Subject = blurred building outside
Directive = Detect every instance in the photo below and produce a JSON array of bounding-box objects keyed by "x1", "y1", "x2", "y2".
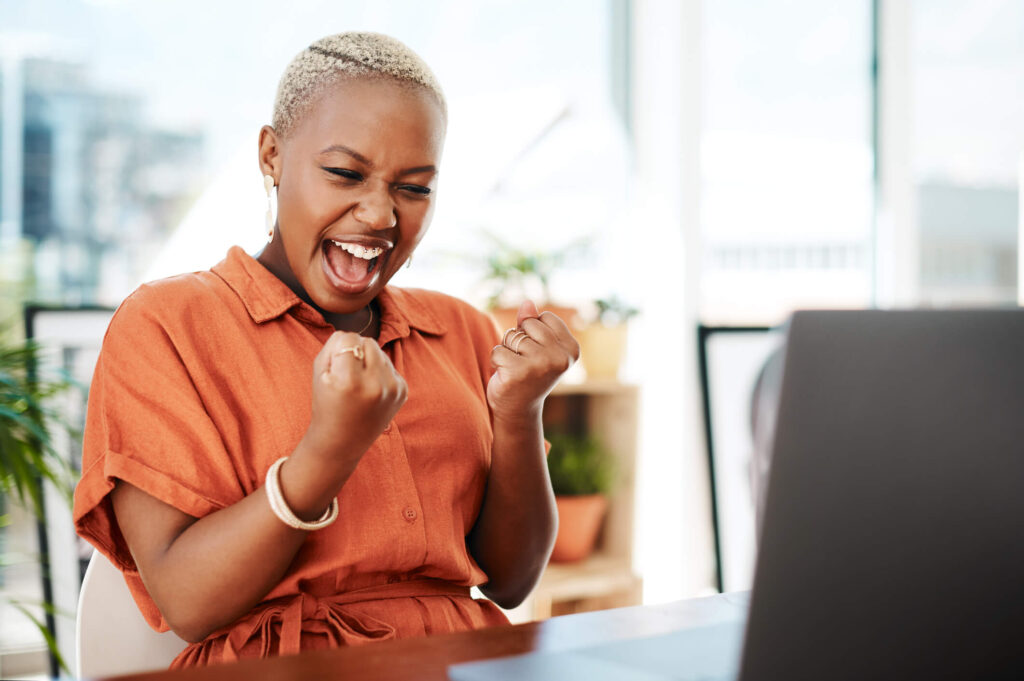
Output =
[{"x1": 0, "y1": 47, "x2": 205, "y2": 314}]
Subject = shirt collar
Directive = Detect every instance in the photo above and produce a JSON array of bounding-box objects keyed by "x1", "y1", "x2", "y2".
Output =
[{"x1": 211, "y1": 246, "x2": 446, "y2": 341}]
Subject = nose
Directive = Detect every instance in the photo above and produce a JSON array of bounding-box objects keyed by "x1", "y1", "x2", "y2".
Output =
[{"x1": 352, "y1": 183, "x2": 397, "y2": 230}]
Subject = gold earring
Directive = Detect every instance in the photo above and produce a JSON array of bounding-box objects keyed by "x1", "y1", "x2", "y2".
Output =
[{"x1": 264, "y1": 174, "x2": 276, "y2": 242}]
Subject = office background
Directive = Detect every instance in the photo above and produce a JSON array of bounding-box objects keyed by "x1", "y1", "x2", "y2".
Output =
[{"x1": 1, "y1": 0, "x2": 1021, "y2": 673}]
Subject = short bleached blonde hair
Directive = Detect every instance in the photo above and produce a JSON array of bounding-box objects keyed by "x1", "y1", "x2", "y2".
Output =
[{"x1": 272, "y1": 31, "x2": 446, "y2": 138}]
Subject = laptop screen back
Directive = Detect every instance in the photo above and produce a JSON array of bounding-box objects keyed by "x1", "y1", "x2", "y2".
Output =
[{"x1": 739, "y1": 310, "x2": 1024, "y2": 681}]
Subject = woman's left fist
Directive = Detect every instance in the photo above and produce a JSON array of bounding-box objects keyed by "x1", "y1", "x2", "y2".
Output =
[{"x1": 487, "y1": 300, "x2": 581, "y2": 423}]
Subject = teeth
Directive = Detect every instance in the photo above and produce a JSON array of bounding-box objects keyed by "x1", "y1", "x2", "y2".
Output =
[{"x1": 331, "y1": 240, "x2": 383, "y2": 260}]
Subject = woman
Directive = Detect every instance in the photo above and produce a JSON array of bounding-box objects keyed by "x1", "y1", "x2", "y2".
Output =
[{"x1": 73, "y1": 32, "x2": 576, "y2": 668}]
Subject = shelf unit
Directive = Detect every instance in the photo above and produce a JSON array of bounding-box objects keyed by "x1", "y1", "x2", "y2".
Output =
[{"x1": 506, "y1": 379, "x2": 642, "y2": 622}]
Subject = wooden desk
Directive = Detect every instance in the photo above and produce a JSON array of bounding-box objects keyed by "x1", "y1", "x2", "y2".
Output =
[{"x1": 101, "y1": 593, "x2": 749, "y2": 681}]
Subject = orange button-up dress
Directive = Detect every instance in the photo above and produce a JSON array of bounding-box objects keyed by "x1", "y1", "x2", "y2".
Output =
[{"x1": 72, "y1": 246, "x2": 510, "y2": 668}]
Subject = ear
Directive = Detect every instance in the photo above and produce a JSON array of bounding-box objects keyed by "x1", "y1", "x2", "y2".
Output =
[{"x1": 258, "y1": 125, "x2": 282, "y2": 181}]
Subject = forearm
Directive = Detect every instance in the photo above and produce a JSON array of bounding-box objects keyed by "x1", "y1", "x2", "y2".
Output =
[
  {"x1": 467, "y1": 408, "x2": 557, "y2": 609},
  {"x1": 114, "y1": 433, "x2": 358, "y2": 642},
  {"x1": 145, "y1": 486, "x2": 306, "y2": 641}
]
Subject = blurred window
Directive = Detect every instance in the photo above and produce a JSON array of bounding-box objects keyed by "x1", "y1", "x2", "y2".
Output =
[
  {"x1": 700, "y1": 0, "x2": 874, "y2": 325},
  {"x1": 912, "y1": 0, "x2": 1022, "y2": 306}
]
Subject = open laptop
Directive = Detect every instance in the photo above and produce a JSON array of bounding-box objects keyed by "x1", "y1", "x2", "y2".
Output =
[{"x1": 451, "y1": 309, "x2": 1024, "y2": 680}]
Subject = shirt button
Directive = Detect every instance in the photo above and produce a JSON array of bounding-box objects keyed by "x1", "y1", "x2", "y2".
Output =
[
  {"x1": 403, "y1": 507, "x2": 417, "y2": 522},
  {"x1": 383, "y1": 422, "x2": 392, "y2": 433}
]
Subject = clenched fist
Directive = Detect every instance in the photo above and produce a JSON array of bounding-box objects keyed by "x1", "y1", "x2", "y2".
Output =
[
  {"x1": 488, "y1": 300, "x2": 580, "y2": 424},
  {"x1": 306, "y1": 330, "x2": 407, "y2": 468}
]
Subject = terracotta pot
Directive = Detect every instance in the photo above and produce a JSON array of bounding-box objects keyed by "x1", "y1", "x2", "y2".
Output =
[
  {"x1": 550, "y1": 494, "x2": 609, "y2": 563},
  {"x1": 578, "y1": 323, "x2": 628, "y2": 380},
  {"x1": 489, "y1": 304, "x2": 581, "y2": 333}
]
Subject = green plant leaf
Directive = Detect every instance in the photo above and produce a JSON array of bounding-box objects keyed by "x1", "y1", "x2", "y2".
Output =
[
  {"x1": 8, "y1": 599, "x2": 70, "y2": 674},
  {"x1": 545, "y1": 430, "x2": 615, "y2": 496},
  {"x1": 0, "y1": 336, "x2": 79, "y2": 517}
]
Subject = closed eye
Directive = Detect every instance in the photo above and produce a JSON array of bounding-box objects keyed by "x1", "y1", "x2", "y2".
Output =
[
  {"x1": 323, "y1": 167, "x2": 363, "y2": 181},
  {"x1": 399, "y1": 184, "x2": 431, "y2": 196}
]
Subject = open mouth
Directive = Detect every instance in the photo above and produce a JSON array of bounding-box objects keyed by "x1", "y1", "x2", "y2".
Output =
[{"x1": 321, "y1": 236, "x2": 394, "y2": 293}]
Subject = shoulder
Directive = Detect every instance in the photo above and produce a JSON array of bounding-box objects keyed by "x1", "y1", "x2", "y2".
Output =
[
  {"x1": 390, "y1": 286, "x2": 497, "y2": 327},
  {"x1": 104, "y1": 270, "x2": 237, "y2": 347},
  {"x1": 387, "y1": 287, "x2": 499, "y2": 343},
  {"x1": 397, "y1": 287, "x2": 490, "y2": 322},
  {"x1": 386, "y1": 287, "x2": 499, "y2": 384}
]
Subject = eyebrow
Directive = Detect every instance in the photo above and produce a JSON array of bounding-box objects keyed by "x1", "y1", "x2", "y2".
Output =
[{"x1": 319, "y1": 144, "x2": 437, "y2": 177}]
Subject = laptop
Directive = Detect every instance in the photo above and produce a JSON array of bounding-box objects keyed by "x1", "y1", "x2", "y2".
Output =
[{"x1": 451, "y1": 309, "x2": 1024, "y2": 680}]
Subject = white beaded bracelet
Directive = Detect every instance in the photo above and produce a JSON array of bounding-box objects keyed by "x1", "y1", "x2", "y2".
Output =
[{"x1": 264, "y1": 457, "x2": 339, "y2": 531}]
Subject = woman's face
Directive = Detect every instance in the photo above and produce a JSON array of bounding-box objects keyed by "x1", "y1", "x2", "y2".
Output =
[{"x1": 259, "y1": 77, "x2": 445, "y2": 317}]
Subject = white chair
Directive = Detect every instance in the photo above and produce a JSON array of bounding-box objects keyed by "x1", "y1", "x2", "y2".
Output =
[{"x1": 76, "y1": 550, "x2": 189, "y2": 678}]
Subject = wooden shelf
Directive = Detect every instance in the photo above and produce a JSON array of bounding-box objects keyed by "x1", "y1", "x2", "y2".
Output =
[
  {"x1": 550, "y1": 378, "x2": 639, "y2": 396},
  {"x1": 505, "y1": 380, "x2": 642, "y2": 623},
  {"x1": 506, "y1": 554, "x2": 642, "y2": 623},
  {"x1": 538, "y1": 554, "x2": 640, "y2": 603}
]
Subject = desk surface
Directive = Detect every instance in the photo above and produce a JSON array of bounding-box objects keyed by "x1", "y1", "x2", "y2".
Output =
[{"x1": 102, "y1": 593, "x2": 749, "y2": 681}]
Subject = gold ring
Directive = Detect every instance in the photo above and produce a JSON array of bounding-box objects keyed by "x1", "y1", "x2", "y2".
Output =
[
  {"x1": 336, "y1": 345, "x2": 365, "y2": 363},
  {"x1": 511, "y1": 331, "x2": 530, "y2": 355},
  {"x1": 505, "y1": 330, "x2": 527, "y2": 354}
]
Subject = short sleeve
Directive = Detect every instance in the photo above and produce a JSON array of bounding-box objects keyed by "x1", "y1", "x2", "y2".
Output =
[{"x1": 73, "y1": 291, "x2": 245, "y2": 575}]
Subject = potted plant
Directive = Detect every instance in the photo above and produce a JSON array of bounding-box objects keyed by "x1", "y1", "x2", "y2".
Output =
[
  {"x1": 545, "y1": 430, "x2": 615, "y2": 563},
  {"x1": 578, "y1": 296, "x2": 638, "y2": 380},
  {"x1": 1, "y1": 331, "x2": 77, "y2": 672},
  {"x1": 475, "y1": 231, "x2": 587, "y2": 330}
]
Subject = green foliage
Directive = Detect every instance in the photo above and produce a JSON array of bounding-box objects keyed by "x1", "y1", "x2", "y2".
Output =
[
  {"x1": 477, "y1": 231, "x2": 591, "y2": 309},
  {"x1": 545, "y1": 430, "x2": 615, "y2": 496},
  {"x1": 0, "y1": 336, "x2": 78, "y2": 518},
  {"x1": 594, "y1": 296, "x2": 639, "y2": 326},
  {"x1": 0, "y1": 333, "x2": 78, "y2": 675},
  {"x1": 9, "y1": 598, "x2": 69, "y2": 673}
]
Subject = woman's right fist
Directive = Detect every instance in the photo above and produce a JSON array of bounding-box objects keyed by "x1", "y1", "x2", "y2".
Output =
[{"x1": 306, "y1": 331, "x2": 407, "y2": 468}]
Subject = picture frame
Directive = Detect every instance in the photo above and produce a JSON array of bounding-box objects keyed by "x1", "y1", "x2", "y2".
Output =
[
  {"x1": 697, "y1": 325, "x2": 785, "y2": 593},
  {"x1": 24, "y1": 305, "x2": 115, "y2": 675}
]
